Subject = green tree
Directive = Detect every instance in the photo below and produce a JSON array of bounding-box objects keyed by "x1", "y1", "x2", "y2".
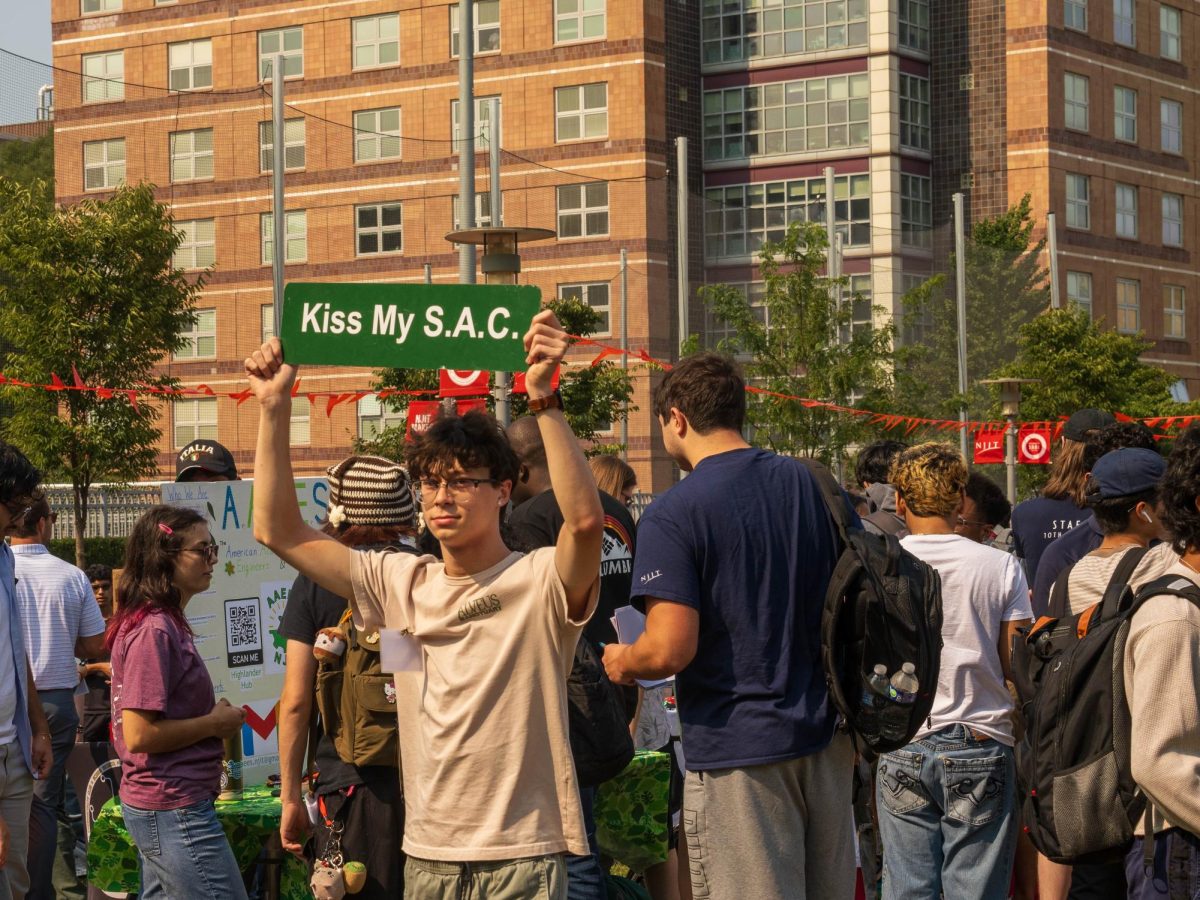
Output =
[
  {"x1": 699, "y1": 220, "x2": 896, "y2": 464},
  {"x1": 0, "y1": 179, "x2": 202, "y2": 566},
  {"x1": 0, "y1": 131, "x2": 54, "y2": 203}
]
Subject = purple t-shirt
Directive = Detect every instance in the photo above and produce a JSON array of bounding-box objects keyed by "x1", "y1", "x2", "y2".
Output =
[{"x1": 111, "y1": 611, "x2": 222, "y2": 810}]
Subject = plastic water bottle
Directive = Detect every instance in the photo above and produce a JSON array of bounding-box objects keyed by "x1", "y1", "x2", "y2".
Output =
[
  {"x1": 878, "y1": 663, "x2": 919, "y2": 744},
  {"x1": 888, "y1": 662, "x2": 919, "y2": 704},
  {"x1": 859, "y1": 664, "x2": 891, "y2": 740}
]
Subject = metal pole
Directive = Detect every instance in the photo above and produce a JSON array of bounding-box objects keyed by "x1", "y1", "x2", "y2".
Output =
[
  {"x1": 457, "y1": 0, "x2": 476, "y2": 284},
  {"x1": 488, "y1": 100, "x2": 511, "y2": 428},
  {"x1": 824, "y1": 166, "x2": 836, "y2": 298},
  {"x1": 1005, "y1": 412, "x2": 1017, "y2": 505},
  {"x1": 953, "y1": 192, "x2": 969, "y2": 462},
  {"x1": 424, "y1": 263, "x2": 432, "y2": 284},
  {"x1": 1047, "y1": 212, "x2": 1060, "y2": 309},
  {"x1": 676, "y1": 137, "x2": 688, "y2": 358},
  {"x1": 271, "y1": 54, "x2": 286, "y2": 336},
  {"x1": 620, "y1": 248, "x2": 629, "y2": 460}
]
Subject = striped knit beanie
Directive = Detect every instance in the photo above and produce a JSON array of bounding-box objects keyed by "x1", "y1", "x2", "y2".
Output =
[{"x1": 324, "y1": 456, "x2": 416, "y2": 528}]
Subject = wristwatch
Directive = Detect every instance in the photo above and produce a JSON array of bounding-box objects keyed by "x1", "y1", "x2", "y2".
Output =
[{"x1": 527, "y1": 390, "x2": 563, "y2": 414}]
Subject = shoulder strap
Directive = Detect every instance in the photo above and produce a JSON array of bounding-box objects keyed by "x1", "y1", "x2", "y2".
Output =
[
  {"x1": 796, "y1": 458, "x2": 855, "y2": 540},
  {"x1": 1132, "y1": 573, "x2": 1200, "y2": 610},
  {"x1": 1098, "y1": 546, "x2": 1151, "y2": 621}
]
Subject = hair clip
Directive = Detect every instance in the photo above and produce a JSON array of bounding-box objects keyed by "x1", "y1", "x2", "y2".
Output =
[{"x1": 157, "y1": 522, "x2": 174, "y2": 536}]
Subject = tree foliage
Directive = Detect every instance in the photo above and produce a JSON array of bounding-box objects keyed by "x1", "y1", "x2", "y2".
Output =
[
  {"x1": 0, "y1": 179, "x2": 202, "y2": 566},
  {"x1": 0, "y1": 131, "x2": 54, "y2": 204}
]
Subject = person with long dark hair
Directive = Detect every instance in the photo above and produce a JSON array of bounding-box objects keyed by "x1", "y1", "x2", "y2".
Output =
[{"x1": 107, "y1": 505, "x2": 247, "y2": 899}]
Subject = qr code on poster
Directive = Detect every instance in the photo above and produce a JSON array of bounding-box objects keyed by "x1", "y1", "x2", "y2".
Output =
[{"x1": 225, "y1": 598, "x2": 263, "y2": 667}]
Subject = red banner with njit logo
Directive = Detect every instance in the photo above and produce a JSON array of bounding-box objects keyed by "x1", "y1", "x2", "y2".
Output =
[
  {"x1": 439, "y1": 369, "x2": 490, "y2": 398},
  {"x1": 406, "y1": 398, "x2": 489, "y2": 441},
  {"x1": 1017, "y1": 425, "x2": 1053, "y2": 464},
  {"x1": 973, "y1": 430, "x2": 1005, "y2": 465}
]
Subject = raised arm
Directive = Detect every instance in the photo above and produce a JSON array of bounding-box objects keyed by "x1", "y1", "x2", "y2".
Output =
[{"x1": 245, "y1": 338, "x2": 353, "y2": 599}]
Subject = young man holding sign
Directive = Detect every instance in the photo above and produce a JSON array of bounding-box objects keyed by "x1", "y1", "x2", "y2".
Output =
[{"x1": 246, "y1": 310, "x2": 603, "y2": 900}]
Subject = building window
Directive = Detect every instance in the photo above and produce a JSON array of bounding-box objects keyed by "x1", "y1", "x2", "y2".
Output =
[
  {"x1": 357, "y1": 395, "x2": 406, "y2": 441},
  {"x1": 352, "y1": 13, "x2": 400, "y2": 69},
  {"x1": 557, "y1": 183, "x2": 609, "y2": 238},
  {"x1": 259, "y1": 119, "x2": 306, "y2": 172},
  {"x1": 453, "y1": 192, "x2": 501, "y2": 228},
  {"x1": 838, "y1": 274, "x2": 874, "y2": 343},
  {"x1": 261, "y1": 304, "x2": 276, "y2": 340},
  {"x1": 901, "y1": 174, "x2": 932, "y2": 249},
  {"x1": 174, "y1": 399, "x2": 218, "y2": 448},
  {"x1": 704, "y1": 173, "x2": 871, "y2": 258},
  {"x1": 1066, "y1": 271, "x2": 1092, "y2": 317},
  {"x1": 703, "y1": 74, "x2": 870, "y2": 162},
  {"x1": 356, "y1": 203, "x2": 403, "y2": 256},
  {"x1": 1065, "y1": 173, "x2": 1090, "y2": 229},
  {"x1": 555, "y1": 0, "x2": 605, "y2": 43},
  {"x1": 899, "y1": 74, "x2": 930, "y2": 151},
  {"x1": 83, "y1": 51, "x2": 124, "y2": 103},
  {"x1": 702, "y1": 0, "x2": 871, "y2": 65},
  {"x1": 1064, "y1": 0, "x2": 1088, "y2": 30},
  {"x1": 451, "y1": 0, "x2": 501, "y2": 56},
  {"x1": 1115, "y1": 183, "x2": 1138, "y2": 238},
  {"x1": 558, "y1": 282, "x2": 611, "y2": 335},
  {"x1": 175, "y1": 308, "x2": 216, "y2": 359},
  {"x1": 1162, "y1": 192, "x2": 1183, "y2": 246},
  {"x1": 1161, "y1": 98, "x2": 1182, "y2": 153},
  {"x1": 83, "y1": 138, "x2": 125, "y2": 191},
  {"x1": 173, "y1": 219, "x2": 215, "y2": 271},
  {"x1": 1164, "y1": 284, "x2": 1185, "y2": 339},
  {"x1": 258, "y1": 27, "x2": 303, "y2": 81},
  {"x1": 1114, "y1": 0, "x2": 1135, "y2": 45},
  {"x1": 170, "y1": 128, "x2": 214, "y2": 182},
  {"x1": 261, "y1": 211, "x2": 307, "y2": 264},
  {"x1": 1114, "y1": 86, "x2": 1137, "y2": 142},
  {"x1": 289, "y1": 404, "x2": 311, "y2": 446},
  {"x1": 353, "y1": 108, "x2": 402, "y2": 162},
  {"x1": 556, "y1": 84, "x2": 608, "y2": 141},
  {"x1": 1159, "y1": 5, "x2": 1181, "y2": 59},
  {"x1": 1064, "y1": 73, "x2": 1089, "y2": 131},
  {"x1": 898, "y1": 0, "x2": 930, "y2": 52},
  {"x1": 704, "y1": 282, "x2": 767, "y2": 350},
  {"x1": 1116, "y1": 278, "x2": 1140, "y2": 332},
  {"x1": 82, "y1": 0, "x2": 120, "y2": 12},
  {"x1": 452, "y1": 96, "x2": 501, "y2": 150},
  {"x1": 168, "y1": 40, "x2": 212, "y2": 92}
]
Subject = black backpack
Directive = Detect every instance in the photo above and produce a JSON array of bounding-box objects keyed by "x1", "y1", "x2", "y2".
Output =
[
  {"x1": 568, "y1": 635, "x2": 635, "y2": 788},
  {"x1": 1012, "y1": 556, "x2": 1200, "y2": 864},
  {"x1": 799, "y1": 460, "x2": 944, "y2": 754}
]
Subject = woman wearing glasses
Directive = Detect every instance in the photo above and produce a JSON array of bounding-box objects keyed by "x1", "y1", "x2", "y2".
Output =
[{"x1": 106, "y1": 506, "x2": 248, "y2": 899}]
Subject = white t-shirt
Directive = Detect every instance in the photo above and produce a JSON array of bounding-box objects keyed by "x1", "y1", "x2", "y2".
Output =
[{"x1": 901, "y1": 533, "x2": 1033, "y2": 745}]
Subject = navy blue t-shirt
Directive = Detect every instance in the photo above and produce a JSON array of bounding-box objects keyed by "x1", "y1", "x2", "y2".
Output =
[
  {"x1": 630, "y1": 448, "x2": 843, "y2": 771},
  {"x1": 1010, "y1": 495, "x2": 1089, "y2": 585},
  {"x1": 1030, "y1": 516, "x2": 1103, "y2": 617}
]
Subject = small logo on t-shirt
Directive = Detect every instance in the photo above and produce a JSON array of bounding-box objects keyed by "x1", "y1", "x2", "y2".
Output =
[
  {"x1": 458, "y1": 592, "x2": 503, "y2": 623},
  {"x1": 640, "y1": 569, "x2": 662, "y2": 585}
]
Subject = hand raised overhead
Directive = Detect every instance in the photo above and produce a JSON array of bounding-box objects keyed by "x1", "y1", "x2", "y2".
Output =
[{"x1": 244, "y1": 338, "x2": 297, "y2": 406}]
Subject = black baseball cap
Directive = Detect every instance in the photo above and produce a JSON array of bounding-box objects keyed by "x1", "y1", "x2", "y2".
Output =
[
  {"x1": 1063, "y1": 408, "x2": 1116, "y2": 442},
  {"x1": 176, "y1": 440, "x2": 239, "y2": 481},
  {"x1": 1088, "y1": 448, "x2": 1165, "y2": 499}
]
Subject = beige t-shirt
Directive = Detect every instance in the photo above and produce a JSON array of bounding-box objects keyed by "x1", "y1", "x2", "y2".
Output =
[
  {"x1": 1062, "y1": 542, "x2": 1180, "y2": 615},
  {"x1": 350, "y1": 546, "x2": 597, "y2": 862}
]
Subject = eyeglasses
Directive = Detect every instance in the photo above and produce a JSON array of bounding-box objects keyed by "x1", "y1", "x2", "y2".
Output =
[
  {"x1": 2, "y1": 498, "x2": 34, "y2": 523},
  {"x1": 956, "y1": 516, "x2": 997, "y2": 541},
  {"x1": 171, "y1": 543, "x2": 220, "y2": 563},
  {"x1": 416, "y1": 477, "x2": 498, "y2": 504}
]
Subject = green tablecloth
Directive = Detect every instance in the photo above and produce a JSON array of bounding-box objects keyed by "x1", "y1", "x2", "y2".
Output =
[{"x1": 87, "y1": 784, "x2": 308, "y2": 899}]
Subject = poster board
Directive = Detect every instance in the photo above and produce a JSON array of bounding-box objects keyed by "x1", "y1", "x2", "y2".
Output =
[{"x1": 161, "y1": 478, "x2": 329, "y2": 785}]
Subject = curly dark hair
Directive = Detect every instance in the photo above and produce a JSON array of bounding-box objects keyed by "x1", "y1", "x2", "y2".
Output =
[
  {"x1": 406, "y1": 410, "x2": 519, "y2": 487},
  {"x1": 0, "y1": 440, "x2": 42, "y2": 510},
  {"x1": 652, "y1": 352, "x2": 746, "y2": 434},
  {"x1": 855, "y1": 440, "x2": 908, "y2": 487},
  {"x1": 85, "y1": 564, "x2": 113, "y2": 583},
  {"x1": 1159, "y1": 423, "x2": 1200, "y2": 555}
]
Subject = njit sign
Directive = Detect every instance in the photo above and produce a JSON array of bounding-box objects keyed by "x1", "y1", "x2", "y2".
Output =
[
  {"x1": 1017, "y1": 426, "x2": 1052, "y2": 465},
  {"x1": 439, "y1": 369, "x2": 490, "y2": 398}
]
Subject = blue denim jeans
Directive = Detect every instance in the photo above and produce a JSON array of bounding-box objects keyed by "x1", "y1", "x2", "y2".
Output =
[
  {"x1": 876, "y1": 724, "x2": 1017, "y2": 900},
  {"x1": 565, "y1": 785, "x2": 606, "y2": 900},
  {"x1": 122, "y1": 798, "x2": 249, "y2": 900}
]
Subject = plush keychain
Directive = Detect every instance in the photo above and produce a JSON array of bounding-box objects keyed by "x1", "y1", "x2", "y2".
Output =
[
  {"x1": 310, "y1": 859, "x2": 345, "y2": 899},
  {"x1": 342, "y1": 861, "x2": 367, "y2": 894},
  {"x1": 313, "y1": 627, "x2": 347, "y2": 663}
]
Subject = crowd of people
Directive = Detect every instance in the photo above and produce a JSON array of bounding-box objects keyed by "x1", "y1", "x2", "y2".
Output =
[{"x1": 0, "y1": 309, "x2": 1197, "y2": 900}]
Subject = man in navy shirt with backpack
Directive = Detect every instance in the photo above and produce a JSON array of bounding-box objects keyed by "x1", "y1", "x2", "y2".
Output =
[{"x1": 603, "y1": 352, "x2": 854, "y2": 899}]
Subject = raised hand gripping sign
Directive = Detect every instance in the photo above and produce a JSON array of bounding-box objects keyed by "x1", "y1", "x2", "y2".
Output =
[{"x1": 280, "y1": 282, "x2": 541, "y2": 371}]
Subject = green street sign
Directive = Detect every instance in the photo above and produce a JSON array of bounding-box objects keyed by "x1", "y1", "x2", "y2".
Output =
[{"x1": 279, "y1": 282, "x2": 541, "y2": 370}]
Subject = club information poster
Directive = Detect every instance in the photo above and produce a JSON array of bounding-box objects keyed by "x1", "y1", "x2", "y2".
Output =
[{"x1": 161, "y1": 478, "x2": 329, "y2": 784}]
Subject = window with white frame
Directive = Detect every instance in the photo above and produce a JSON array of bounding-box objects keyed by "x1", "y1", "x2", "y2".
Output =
[
  {"x1": 453, "y1": 192, "x2": 501, "y2": 228},
  {"x1": 1116, "y1": 278, "x2": 1140, "y2": 332},
  {"x1": 1164, "y1": 284, "x2": 1185, "y2": 339},
  {"x1": 174, "y1": 398, "x2": 217, "y2": 448},
  {"x1": 558, "y1": 282, "x2": 611, "y2": 335},
  {"x1": 1114, "y1": 0, "x2": 1135, "y2": 45},
  {"x1": 173, "y1": 219, "x2": 215, "y2": 270},
  {"x1": 261, "y1": 211, "x2": 307, "y2": 264},
  {"x1": 1160, "y1": 98, "x2": 1182, "y2": 153},
  {"x1": 83, "y1": 51, "x2": 124, "y2": 103},
  {"x1": 352, "y1": 13, "x2": 400, "y2": 69},
  {"x1": 556, "y1": 83, "x2": 608, "y2": 141},
  {"x1": 1114, "y1": 86, "x2": 1137, "y2": 142},
  {"x1": 168, "y1": 40, "x2": 212, "y2": 92},
  {"x1": 557, "y1": 183, "x2": 609, "y2": 238},
  {"x1": 555, "y1": 0, "x2": 605, "y2": 43},
  {"x1": 261, "y1": 304, "x2": 276, "y2": 341},
  {"x1": 175, "y1": 308, "x2": 216, "y2": 359},
  {"x1": 1115, "y1": 183, "x2": 1138, "y2": 238},
  {"x1": 82, "y1": 0, "x2": 120, "y2": 12},
  {"x1": 357, "y1": 395, "x2": 407, "y2": 441},
  {"x1": 898, "y1": 0, "x2": 930, "y2": 51},
  {"x1": 1162, "y1": 192, "x2": 1183, "y2": 246},
  {"x1": 289, "y1": 402, "x2": 311, "y2": 446},
  {"x1": 356, "y1": 203, "x2": 403, "y2": 256},
  {"x1": 452, "y1": 96, "x2": 501, "y2": 150},
  {"x1": 170, "y1": 128, "x2": 214, "y2": 182},
  {"x1": 1159, "y1": 5, "x2": 1181, "y2": 59},
  {"x1": 704, "y1": 282, "x2": 767, "y2": 351},
  {"x1": 901, "y1": 174, "x2": 932, "y2": 249},
  {"x1": 1066, "y1": 271, "x2": 1092, "y2": 317},
  {"x1": 703, "y1": 74, "x2": 870, "y2": 162},
  {"x1": 701, "y1": 0, "x2": 871, "y2": 64},
  {"x1": 451, "y1": 0, "x2": 500, "y2": 56},
  {"x1": 1064, "y1": 0, "x2": 1088, "y2": 30},
  {"x1": 1064, "y1": 73, "x2": 1089, "y2": 131},
  {"x1": 899, "y1": 74, "x2": 930, "y2": 151},
  {"x1": 259, "y1": 119, "x2": 306, "y2": 172},
  {"x1": 705, "y1": 173, "x2": 872, "y2": 258},
  {"x1": 259, "y1": 27, "x2": 303, "y2": 81},
  {"x1": 838, "y1": 274, "x2": 874, "y2": 343},
  {"x1": 1065, "y1": 173, "x2": 1090, "y2": 229},
  {"x1": 83, "y1": 138, "x2": 125, "y2": 190},
  {"x1": 354, "y1": 108, "x2": 401, "y2": 162},
  {"x1": 899, "y1": 272, "x2": 934, "y2": 345}
]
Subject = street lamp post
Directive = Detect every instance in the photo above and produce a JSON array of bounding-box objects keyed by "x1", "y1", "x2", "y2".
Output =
[{"x1": 980, "y1": 378, "x2": 1040, "y2": 505}]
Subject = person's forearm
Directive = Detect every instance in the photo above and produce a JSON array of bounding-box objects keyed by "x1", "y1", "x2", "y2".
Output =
[
  {"x1": 27, "y1": 661, "x2": 48, "y2": 734},
  {"x1": 252, "y1": 396, "x2": 305, "y2": 550},
  {"x1": 124, "y1": 713, "x2": 217, "y2": 755},
  {"x1": 278, "y1": 689, "x2": 313, "y2": 801},
  {"x1": 616, "y1": 633, "x2": 679, "y2": 681},
  {"x1": 537, "y1": 407, "x2": 602, "y2": 535}
]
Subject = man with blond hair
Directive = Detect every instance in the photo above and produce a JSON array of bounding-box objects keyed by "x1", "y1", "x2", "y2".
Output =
[{"x1": 875, "y1": 443, "x2": 1032, "y2": 900}]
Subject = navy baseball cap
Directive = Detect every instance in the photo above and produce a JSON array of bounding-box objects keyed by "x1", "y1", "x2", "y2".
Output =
[{"x1": 1088, "y1": 448, "x2": 1165, "y2": 499}]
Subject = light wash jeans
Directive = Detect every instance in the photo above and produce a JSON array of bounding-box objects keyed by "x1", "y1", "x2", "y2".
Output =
[
  {"x1": 876, "y1": 724, "x2": 1017, "y2": 900},
  {"x1": 122, "y1": 798, "x2": 249, "y2": 900},
  {"x1": 565, "y1": 786, "x2": 606, "y2": 900}
]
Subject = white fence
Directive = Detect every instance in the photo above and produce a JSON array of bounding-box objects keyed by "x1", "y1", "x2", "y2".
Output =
[{"x1": 44, "y1": 484, "x2": 162, "y2": 539}]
